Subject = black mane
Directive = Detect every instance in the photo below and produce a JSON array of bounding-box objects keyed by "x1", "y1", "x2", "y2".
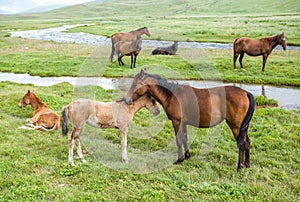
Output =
[{"x1": 145, "y1": 73, "x2": 179, "y2": 98}]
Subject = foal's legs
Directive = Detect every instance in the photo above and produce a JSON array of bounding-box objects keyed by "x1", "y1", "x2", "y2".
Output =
[
  {"x1": 68, "y1": 127, "x2": 84, "y2": 166},
  {"x1": 120, "y1": 126, "x2": 129, "y2": 163},
  {"x1": 75, "y1": 137, "x2": 86, "y2": 164}
]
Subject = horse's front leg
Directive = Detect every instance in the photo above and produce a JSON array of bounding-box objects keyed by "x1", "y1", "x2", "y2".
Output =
[
  {"x1": 262, "y1": 53, "x2": 268, "y2": 72},
  {"x1": 245, "y1": 134, "x2": 251, "y2": 168},
  {"x1": 182, "y1": 124, "x2": 190, "y2": 159},
  {"x1": 120, "y1": 127, "x2": 129, "y2": 163},
  {"x1": 172, "y1": 120, "x2": 185, "y2": 164}
]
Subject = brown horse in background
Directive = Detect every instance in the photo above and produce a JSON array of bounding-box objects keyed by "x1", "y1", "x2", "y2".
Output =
[
  {"x1": 18, "y1": 90, "x2": 60, "y2": 131},
  {"x1": 115, "y1": 36, "x2": 142, "y2": 68},
  {"x1": 125, "y1": 69, "x2": 255, "y2": 171},
  {"x1": 233, "y1": 32, "x2": 287, "y2": 71},
  {"x1": 62, "y1": 95, "x2": 160, "y2": 166},
  {"x1": 110, "y1": 27, "x2": 150, "y2": 62}
]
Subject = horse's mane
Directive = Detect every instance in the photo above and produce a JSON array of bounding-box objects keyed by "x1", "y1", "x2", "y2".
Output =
[
  {"x1": 31, "y1": 92, "x2": 47, "y2": 107},
  {"x1": 145, "y1": 73, "x2": 179, "y2": 98}
]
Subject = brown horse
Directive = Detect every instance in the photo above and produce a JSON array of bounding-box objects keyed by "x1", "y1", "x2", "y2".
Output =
[
  {"x1": 115, "y1": 36, "x2": 142, "y2": 68},
  {"x1": 152, "y1": 41, "x2": 178, "y2": 55},
  {"x1": 18, "y1": 90, "x2": 60, "y2": 131},
  {"x1": 62, "y1": 94, "x2": 160, "y2": 166},
  {"x1": 110, "y1": 27, "x2": 150, "y2": 62},
  {"x1": 125, "y1": 69, "x2": 255, "y2": 171},
  {"x1": 233, "y1": 32, "x2": 287, "y2": 71}
]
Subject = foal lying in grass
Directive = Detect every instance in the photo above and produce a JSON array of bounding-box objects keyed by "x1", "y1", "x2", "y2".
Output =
[{"x1": 62, "y1": 95, "x2": 160, "y2": 166}]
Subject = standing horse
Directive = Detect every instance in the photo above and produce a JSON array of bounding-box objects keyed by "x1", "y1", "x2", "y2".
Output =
[
  {"x1": 62, "y1": 95, "x2": 160, "y2": 166},
  {"x1": 110, "y1": 27, "x2": 151, "y2": 62},
  {"x1": 233, "y1": 32, "x2": 287, "y2": 71},
  {"x1": 152, "y1": 41, "x2": 178, "y2": 55},
  {"x1": 115, "y1": 36, "x2": 142, "y2": 68},
  {"x1": 125, "y1": 69, "x2": 255, "y2": 171},
  {"x1": 18, "y1": 90, "x2": 60, "y2": 131}
]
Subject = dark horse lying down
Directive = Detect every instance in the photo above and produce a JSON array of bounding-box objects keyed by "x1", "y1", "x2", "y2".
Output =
[
  {"x1": 233, "y1": 32, "x2": 287, "y2": 71},
  {"x1": 125, "y1": 69, "x2": 255, "y2": 171},
  {"x1": 152, "y1": 41, "x2": 178, "y2": 55}
]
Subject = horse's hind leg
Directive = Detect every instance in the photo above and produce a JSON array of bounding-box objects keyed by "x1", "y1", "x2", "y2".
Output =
[
  {"x1": 68, "y1": 136, "x2": 75, "y2": 166},
  {"x1": 233, "y1": 52, "x2": 239, "y2": 70},
  {"x1": 245, "y1": 134, "x2": 251, "y2": 168},
  {"x1": 239, "y1": 51, "x2": 245, "y2": 69},
  {"x1": 75, "y1": 137, "x2": 86, "y2": 164}
]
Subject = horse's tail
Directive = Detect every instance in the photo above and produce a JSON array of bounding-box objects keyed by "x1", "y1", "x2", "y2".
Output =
[
  {"x1": 237, "y1": 92, "x2": 255, "y2": 147},
  {"x1": 62, "y1": 106, "x2": 69, "y2": 136},
  {"x1": 110, "y1": 38, "x2": 115, "y2": 62}
]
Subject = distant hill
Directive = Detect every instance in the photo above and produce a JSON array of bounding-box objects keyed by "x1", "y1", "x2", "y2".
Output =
[
  {"x1": 20, "y1": 4, "x2": 70, "y2": 14},
  {"x1": 0, "y1": 0, "x2": 37, "y2": 14}
]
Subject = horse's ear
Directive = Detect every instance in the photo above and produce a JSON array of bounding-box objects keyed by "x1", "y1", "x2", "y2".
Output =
[{"x1": 27, "y1": 90, "x2": 31, "y2": 94}]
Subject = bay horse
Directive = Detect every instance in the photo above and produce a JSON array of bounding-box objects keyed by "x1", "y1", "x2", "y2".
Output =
[
  {"x1": 110, "y1": 27, "x2": 151, "y2": 62},
  {"x1": 233, "y1": 32, "x2": 287, "y2": 71},
  {"x1": 114, "y1": 36, "x2": 142, "y2": 68},
  {"x1": 125, "y1": 69, "x2": 255, "y2": 171},
  {"x1": 18, "y1": 90, "x2": 60, "y2": 131},
  {"x1": 62, "y1": 94, "x2": 160, "y2": 166},
  {"x1": 152, "y1": 41, "x2": 178, "y2": 55}
]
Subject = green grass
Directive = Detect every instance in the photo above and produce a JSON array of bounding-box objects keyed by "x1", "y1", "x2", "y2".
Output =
[
  {"x1": 0, "y1": 0, "x2": 299, "y2": 200},
  {"x1": 0, "y1": 82, "x2": 299, "y2": 201}
]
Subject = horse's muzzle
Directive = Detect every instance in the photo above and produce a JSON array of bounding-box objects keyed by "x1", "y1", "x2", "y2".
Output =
[
  {"x1": 18, "y1": 103, "x2": 23, "y2": 109},
  {"x1": 125, "y1": 99, "x2": 132, "y2": 105}
]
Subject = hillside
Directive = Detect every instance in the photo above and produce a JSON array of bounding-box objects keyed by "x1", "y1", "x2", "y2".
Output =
[{"x1": 0, "y1": 0, "x2": 299, "y2": 44}]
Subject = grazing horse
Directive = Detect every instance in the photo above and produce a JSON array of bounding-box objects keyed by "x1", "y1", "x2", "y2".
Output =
[
  {"x1": 110, "y1": 27, "x2": 151, "y2": 62},
  {"x1": 152, "y1": 41, "x2": 178, "y2": 55},
  {"x1": 125, "y1": 69, "x2": 255, "y2": 171},
  {"x1": 18, "y1": 90, "x2": 60, "y2": 131},
  {"x1": 62, "y1": 95, "x2": 160, "y2": 166},
  {"x1": 115, "y1": 36, "x2": 142, "y2": 68},
  {"x1": 233, "y1": 32, "x2": 287, "y2": 71}
]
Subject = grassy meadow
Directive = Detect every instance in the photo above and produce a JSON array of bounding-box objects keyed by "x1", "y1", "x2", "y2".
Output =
[{"x1": 0, "y1": 0, "x2": 299, "y2": 201}]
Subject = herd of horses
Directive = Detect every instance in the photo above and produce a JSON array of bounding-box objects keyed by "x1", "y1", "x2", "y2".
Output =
[{"x1": 18, "y1": 27, "x2": 288, "y2": 171}]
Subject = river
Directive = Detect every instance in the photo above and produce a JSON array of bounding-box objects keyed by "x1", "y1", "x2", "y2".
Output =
[{"x1": 0, "y1": 72, "x2": 299, "y2": 109}]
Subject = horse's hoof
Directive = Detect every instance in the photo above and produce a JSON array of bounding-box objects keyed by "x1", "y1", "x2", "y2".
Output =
[
  {"x1": 69, "y1": 162, "x2": 75, "y2": 166},
  {"x1": 174, "y1": 158, "x2": 184, "y2": 165},
  {"x1": 81, "y1": 159, "x2": 87, "y2": 164},
  {"x1": 184, "y1": 150, "x2": 191, "y2": 159}
]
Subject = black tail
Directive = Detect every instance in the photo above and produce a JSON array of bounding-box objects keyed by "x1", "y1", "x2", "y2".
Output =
[
  {"x1": 110, "y1": 39, "x2": 115, "y2": 62},
  {"x1": 62, "y1": 107, "x2": 69, "y2": 136},
  {"x1": 237, "y1": 92, "x2": 255, "y2": 147}
]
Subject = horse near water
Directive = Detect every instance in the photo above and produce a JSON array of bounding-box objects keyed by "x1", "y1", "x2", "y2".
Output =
[
  {"x1": 152, "y1": 41, "x2": 178, "y2": 55},
  {"x1": 125, "y1": 69, "x2": 255, "y2": 171},
  {"x1": 18, "y1": 90, "x2": 60, "y2": 131},
  {"x1": 110, "y1": 27, "x2": 151, "y2": 62},
  {"x1": 114, "y1": 36, "x2": 142, "y2": 68},
  {"x1": 62, "y1": 95, "x2": 160, "y2": 166},
  {"x1": 233, "y1": 32, "x2": 287, "y2": 72}
]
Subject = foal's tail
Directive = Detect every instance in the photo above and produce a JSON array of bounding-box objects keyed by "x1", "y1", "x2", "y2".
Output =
[
  {"x1": 237, "y1": 92, "x2": 255, "y2": 147},
  {"x1": 62, "y1": 106, "x2": 69, "y2": 136}
]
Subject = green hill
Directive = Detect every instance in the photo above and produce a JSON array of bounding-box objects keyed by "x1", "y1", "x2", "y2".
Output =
[{"x1": 1, "y1": 0, "x2": 299, "y2": 43}]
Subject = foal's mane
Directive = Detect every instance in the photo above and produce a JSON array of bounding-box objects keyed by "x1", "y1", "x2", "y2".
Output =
[
  {"x1": 30, "y1": 92, "x2": 48, "y2": 107},
  {"x1": 145, "y1": 73, "x2": 179, "y2": 98}
]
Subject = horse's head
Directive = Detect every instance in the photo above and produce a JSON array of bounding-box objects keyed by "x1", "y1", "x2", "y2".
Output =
[
  {"x1": 143, "y1": 27, "x2": 151, "y2": 37},
  {"x1": 141, "y1": 95, "x2": 160, "y2": 116},
  {"x1": 125, "y1": 69, "x2": 149, "y2": 105},
  {"x1": 19, "y1": 90, "x2": 33, "y2": 109},
  {"x1": 279, "y1": 32, "x2": 287, "y2": 50}
]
